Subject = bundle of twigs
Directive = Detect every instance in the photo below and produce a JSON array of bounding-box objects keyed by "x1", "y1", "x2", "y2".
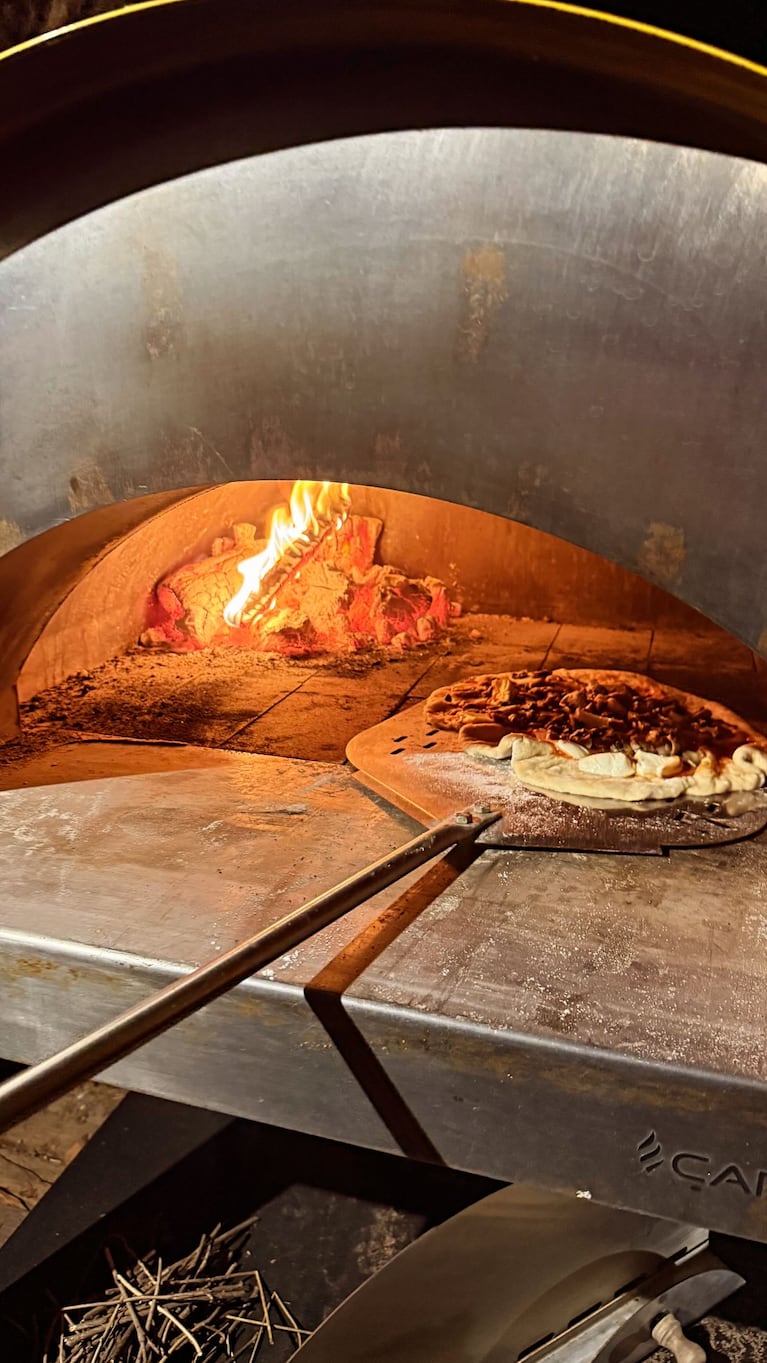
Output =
[{"x1": 45, "y1": 1216, "x2": 309, "y2": 1363}]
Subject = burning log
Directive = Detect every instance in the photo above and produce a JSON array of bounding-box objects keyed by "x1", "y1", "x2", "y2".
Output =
[
  {"x1": 142, "y1": 494, "x2": 460, "y2": 656},
  {"x1": 142, "y1": 524, "x2": 264, "y2": 650}
]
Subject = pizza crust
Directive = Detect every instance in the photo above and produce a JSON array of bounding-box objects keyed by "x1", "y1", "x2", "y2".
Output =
[
  {"x1": 425, "y1": 668, "x2": 767, "y2": 804},
  {"x1": 466, "y1": 735, "x2": 767, "y2": 803}
]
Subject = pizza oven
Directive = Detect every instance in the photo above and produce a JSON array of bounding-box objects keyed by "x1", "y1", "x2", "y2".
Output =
[
  {"x1": 1, "y1": 0, "x2": 767, "y2": 1243},
  {"x1": 2, "y1": 121, "x2": 766, "y2": 762}
]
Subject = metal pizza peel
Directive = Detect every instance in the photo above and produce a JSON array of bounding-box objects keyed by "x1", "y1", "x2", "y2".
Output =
[
  {"x1": 587, "y1": 1255, "x2": 746, "y2": 1363},
  {"x1": 291, "y1": 1185, "x2": 743, "y2": 1363},
  {"x1": 347, "y1": 702, "x2": 767, "y2": 853}
]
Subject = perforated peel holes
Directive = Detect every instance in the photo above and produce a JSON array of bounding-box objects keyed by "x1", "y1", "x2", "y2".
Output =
[{"x1": 389, "y1": 727, "x2": 442, "y2": 755}]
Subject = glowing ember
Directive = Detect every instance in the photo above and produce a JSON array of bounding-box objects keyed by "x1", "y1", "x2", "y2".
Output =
[{"x1": 142, "y1": 482, "x2": 460, "y2": 655}]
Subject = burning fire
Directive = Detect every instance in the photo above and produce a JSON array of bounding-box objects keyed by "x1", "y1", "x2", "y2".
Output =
[
  {"x1": 223, "y1": 480, "x2": 351, "y2": 626},
  {"x1": 143, "y1": 480, "x2": 460, "y2": 655}
]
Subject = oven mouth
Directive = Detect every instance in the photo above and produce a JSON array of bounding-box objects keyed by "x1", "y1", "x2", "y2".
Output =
[{"x1": 0, "y1": 480, "x2": 763, "y2": 791}]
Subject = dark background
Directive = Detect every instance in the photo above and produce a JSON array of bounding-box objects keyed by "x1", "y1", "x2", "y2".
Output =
[
  {"x1": 604, "y1": 0, "x2": 767, "y2": 61},
  {"x1": 0, "y1": 0, "x2": 766, "y2": 61}
]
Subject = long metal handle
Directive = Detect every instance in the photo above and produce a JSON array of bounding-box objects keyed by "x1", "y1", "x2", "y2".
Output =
[{"x1": 0, "y1": 810, "x2": 497, "y2": 1134}]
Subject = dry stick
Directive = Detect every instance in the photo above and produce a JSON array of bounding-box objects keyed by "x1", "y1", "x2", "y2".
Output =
[
  {"x1": 159, "y1": 1305, "x2": 176, "y2": 1348},
  {"x1": 230, "y1": 1328, "x2": 264, "y2": 1363},
  {"x1": 156, "y1": 1304, "x2": 203, "y2": 1357},
  {"x1": 175, "y1": 1231, "x2": 208, "y2": 1281},
  {"x1": 225, "y1": 1315, "x2": 303, "y2": 1339},
  {"x1": 144, "y1": 1259, "x2": 163, "y2": 1336},
  {"x1": 64, "y1": 1320, "x2": 113, "y2": 1342},
  {"x1": 254, "y1": 1272, "x2": 273, "y2": 1346},
  {"x1": 133, "y1": 1283, "x2": 234, "y2": 1304},
  {"x1": 167, "y1": 1330, "x2": 195, "y2": 1356},
  {"x1": 63, "y1": 1290, "x2": 223, "y2": 1311},
  {"x1": 271, "y1": 1290, "x2": 309, "y2": 1345},
  {"x1": 190, "y1": 1305, "x2": 228, "y2": 1344},
  {"x1": 193, "y1": 1226, "x2": 219, "y2": 1278},
  {"x1": 53, "y1": 1224, "x2": 297, "y2": 1363},
  {"x1": 207, "y1": 1322, "x2": 236, "y2": 1359},
  {"x1": 112, "y1": 1270, "x2": 157, "y2": 1361},
  {"x1": 106, "y1": 1322, "x2": 137, "y2": 1360},
  {"x1": 176, "y1": 1271, "x2": 263, "y2": 1285},
  {"x1": 180, "y1": 1233, "x2": 208, "y2": 1283},
  {"x1": 216, "y1": 1213, "x2": 260, "y2": 1245},
  {"x1": 88, "y1": 1306, "x2": 120, "y2": 1363}
]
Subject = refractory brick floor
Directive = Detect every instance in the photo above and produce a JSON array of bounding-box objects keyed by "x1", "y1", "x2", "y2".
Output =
[{"x1": 6, "y1": 614, "x2": 765, "y2": 782}]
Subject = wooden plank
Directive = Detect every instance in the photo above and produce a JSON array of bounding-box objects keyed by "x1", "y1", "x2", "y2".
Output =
[{"x1": 0, "y1": 1082, "x2": 122, "y2": 1249}]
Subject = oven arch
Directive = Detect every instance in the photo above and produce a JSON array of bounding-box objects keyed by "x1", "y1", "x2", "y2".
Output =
[{"x1": 1, "y1": 127, "x2": 766, "y2": 666}]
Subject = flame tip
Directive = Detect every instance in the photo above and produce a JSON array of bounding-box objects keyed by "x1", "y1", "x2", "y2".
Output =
[{"x1": 223, "y1": 480, "x2": 353, "y2": 626}]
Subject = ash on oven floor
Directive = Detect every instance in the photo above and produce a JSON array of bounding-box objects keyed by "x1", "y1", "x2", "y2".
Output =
[{"x1": 6, "y1": 616, "x2": 767, "y2": 783}]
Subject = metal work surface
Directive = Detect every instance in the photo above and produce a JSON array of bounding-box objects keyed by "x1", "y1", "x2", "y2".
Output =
[
  {"x1": 0, "y1": 808, "x2": 493, "y2": 1132},
  {"x1": 347, "y1": 702, "x2": 767, "y2": 852},
  {"x1": 1, "y1": 752, "x2": 767, "y2": 1237},
  {"x1": 2, "y1": 126, "x2": 767, "y2": 656}
]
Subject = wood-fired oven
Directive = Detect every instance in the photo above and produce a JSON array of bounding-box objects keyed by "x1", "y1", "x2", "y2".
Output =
[{"x1": 0, "y1": 0, "x2": 767, "y2": 1243}]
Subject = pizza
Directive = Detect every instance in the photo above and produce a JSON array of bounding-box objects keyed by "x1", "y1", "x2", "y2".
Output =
[{"x1": 424, "y1": 668, "x2": 767, "y2": 803}]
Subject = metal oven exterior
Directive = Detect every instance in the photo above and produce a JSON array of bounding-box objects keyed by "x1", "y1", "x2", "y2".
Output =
[{"x1": 1, "y1": 0, "x2": 767, "y2": 1239}]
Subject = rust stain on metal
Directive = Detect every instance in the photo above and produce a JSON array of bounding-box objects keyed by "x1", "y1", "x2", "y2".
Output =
[
  {"x1": 458, "y1": 243, "x2": 507, "y2": 362},
  {"x1": 67, "y1": 463, "x2": 115, "y2": 513},
  {"x1": 0, "y1": 956, "x2": 57, "y2": 980},
  {"x1": 638, "y1": 522, "x2": 686, "y2": 587},
  {"x1": 0, "y1": 519, "x2": 25, "y2": 557}
]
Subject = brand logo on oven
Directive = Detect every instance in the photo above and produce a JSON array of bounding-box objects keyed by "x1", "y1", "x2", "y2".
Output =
[{"x1": 637, "y1": 1131, "x2": 767, "y2": 1197}]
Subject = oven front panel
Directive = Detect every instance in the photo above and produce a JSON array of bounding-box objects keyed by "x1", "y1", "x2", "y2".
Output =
[{"x1": 2, "y1": 130, "x2": 767, "y2": 653}]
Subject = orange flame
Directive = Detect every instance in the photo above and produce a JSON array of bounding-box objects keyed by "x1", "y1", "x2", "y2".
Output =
[{"x1": 223, "y1": 480, "x2": 351, "y2": 626}]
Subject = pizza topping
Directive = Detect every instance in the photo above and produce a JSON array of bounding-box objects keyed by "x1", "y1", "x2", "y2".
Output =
[
  {"x1": 428, "y1": 668, "x2": 758, "y2": 765},
  {"x1": 556, "y1": 740, "x2": 589, "y2": 759},
  {"x1": 634, "y1": 751, "x2": 684, "y2": 778},
  {"x1": 426, "y1": 667, "x2": 767, "y2": 804},
  {"x1": 578, "y1": 751, "x2": 634, "y2": 777},
  {"x1": 574, "y1": 707, "x2": 613, "y2": 731},
  {"x1": 733, "y1": 746, "x2": 767, "y2": 774},
  {"x1": 459, "y1": 720, "x2": 510, "y2": 746}
]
